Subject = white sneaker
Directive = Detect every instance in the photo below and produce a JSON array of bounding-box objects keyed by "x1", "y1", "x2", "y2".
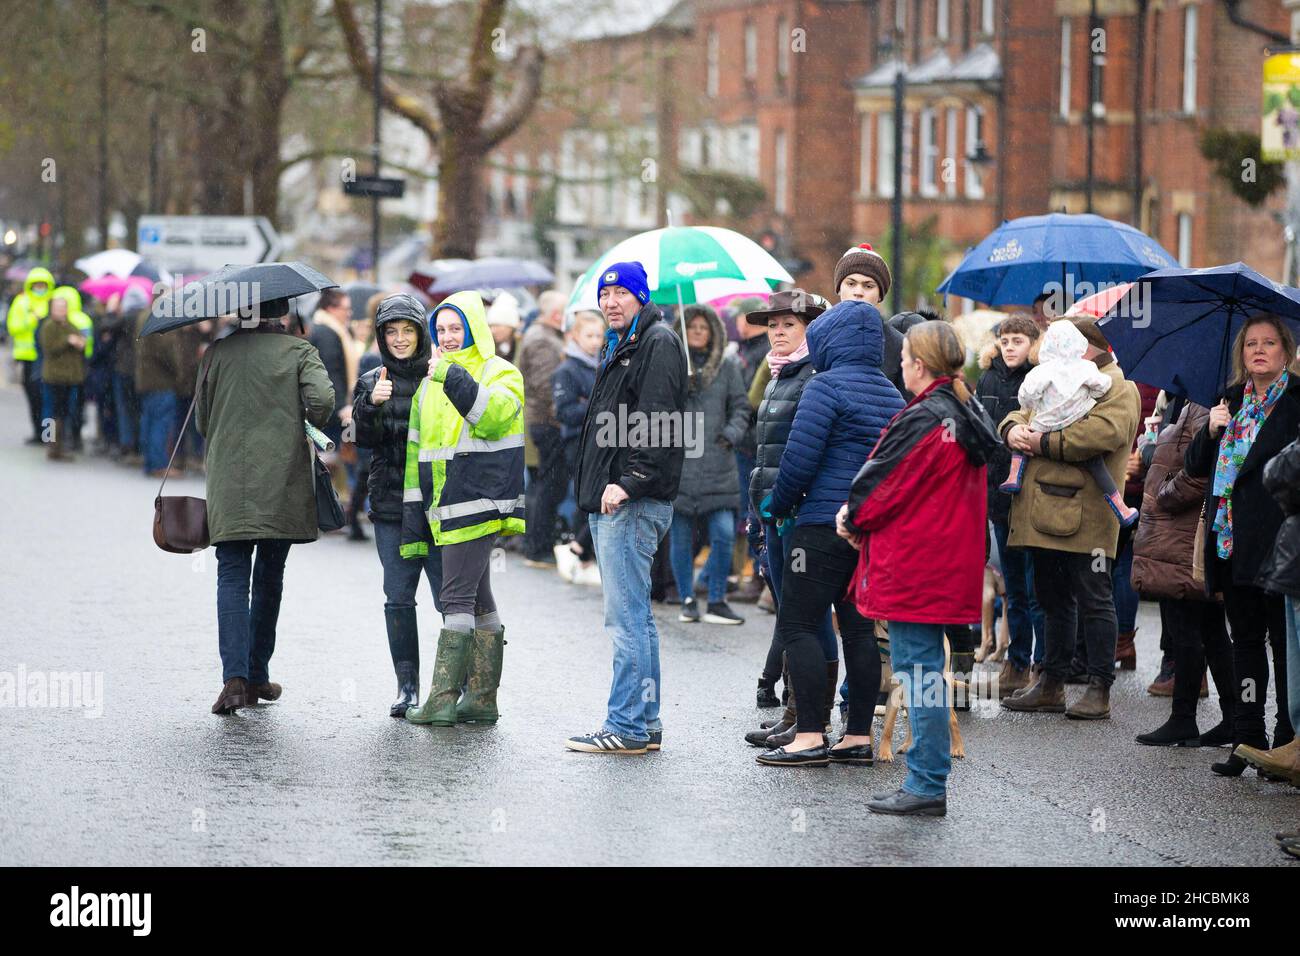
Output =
[{"x1": 553, "y1": 543, "x2": 579, "y2": 582}]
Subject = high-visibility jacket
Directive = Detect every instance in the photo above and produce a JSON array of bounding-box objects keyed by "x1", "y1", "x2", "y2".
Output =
[
  {"x1": 401, "y1": 290, "x2": 526, "y2": 553},
  {"x1": 6, "y1": 267, "x2": 55, "y2": 362},
  {"x1": 52, "y1": 286, "x2": 94, "y2": 359}
]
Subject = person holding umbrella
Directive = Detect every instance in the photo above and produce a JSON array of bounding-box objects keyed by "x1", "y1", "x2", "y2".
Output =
[
  {"x1": 1184, "y1": 313, "x2": 1300, "y2": 776},
  {"x1": 352, "y1": 293, "x2": 442, "y2": 717}
]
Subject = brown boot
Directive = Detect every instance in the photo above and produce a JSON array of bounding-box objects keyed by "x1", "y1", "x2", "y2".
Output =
[
  {"x1": 1235, "y1": 738, "x2": 1300, "y2": 779},
  {"x1": 1114, "y1": 630, "x2": 1137, "y2": 670},
  {"x1": 1001, "y1": 673, "x2": 1066, "y2": 712},
  {"x1": 211, "y1": 678, "x2": 248, "y2": 714},
  {"x1": 1066, "y1": 677, "x2": 1111, "y2": 720},
  {"x1": 247, "y1": 681, "x2": 282, "y2": 703},
  {"x1": 47, "y1": 420, "x2": 73, "y2": 461},
  {"x1": 996, "y1": 660, "x2": 1031, "y2": 699}
]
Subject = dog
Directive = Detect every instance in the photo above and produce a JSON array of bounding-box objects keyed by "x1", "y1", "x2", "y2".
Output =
[
  {"x1": 874, "y1": 632, "x2": 967, "y2": 763},
  {"x1": 975, "y1": 564, "x2": 1010, "y2": 664}
]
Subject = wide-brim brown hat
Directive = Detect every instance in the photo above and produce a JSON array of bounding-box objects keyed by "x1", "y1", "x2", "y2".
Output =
[{"x1": 743, "y1": 289, "x2": 830, "y2": 324}]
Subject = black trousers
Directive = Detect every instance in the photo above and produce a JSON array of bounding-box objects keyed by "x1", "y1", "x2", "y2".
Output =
[
  {"x1": 1161, "y1": 597, "x2": 1234, "y2": 722},
  {"x1": 1219, "y1": 563, "x2": 1292, "y2": 748},
  {"x1": 776, "y1": 525, "x2": 879, "y2": 735},
  {"x1": 525, "y1": 424, "x2": 567, "y2": 560},
  {"x1": 22, "y1": 362, "x2": 42, "y2": 439},
  {"x1": 1032, "y1": 547, "x2": 1117, "y2": 685}
]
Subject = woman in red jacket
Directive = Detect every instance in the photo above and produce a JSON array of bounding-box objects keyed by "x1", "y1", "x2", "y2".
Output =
[{"x1": 838, "y1": 321, "x2": 998, "y2": 816}]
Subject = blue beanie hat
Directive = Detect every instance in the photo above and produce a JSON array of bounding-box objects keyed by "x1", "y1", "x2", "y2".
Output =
[{"x1": 597, "y1": 261, "x2": 651, "y2": 305}]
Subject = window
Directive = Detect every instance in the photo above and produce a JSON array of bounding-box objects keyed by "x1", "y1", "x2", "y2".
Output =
[
  {"x1": 512, "y1": 151, "x2": 528, "y2": 215},
  {"x1": 860, "y1": 114, "x2": 873, "y2": 195},
  {"x1": 706, "y1": 29, "x2": 719, "y2": 97},
  {"x1": 1177, "y1": 212, "x2": 1192, "y2": 266},
  {"x1": 1090, "y1": 19, "x2": 1106, "y2": 118},
  {"x1": 777, "y1": 17, "x2": 790, "y2": 78},
  {"x1": 965, "y1": 106, "x2": 985, "y2": 199},
  {"x1": 981, "y1": 0, "x2": 994, "y2": 36},
  {"x1": 877, "y1": 111, "x2": 895, "y2": 198},
  {"x1": 744, "y1": 20, "x2": 758, "y2": 79},
  {"x1": 937, "y1": 0, "x2": 950, "y2": 41},
  {"x1": 945, "y1": 107, "x2": 958, "y2": 197},
  {"x1": 902, "y1": 111, "x2": 914, "y2": 197},
  {"x1": 1182, "y1": 5, "x2": 1198, "y2": 114},
  {"x1": 774, "y1": 130, "x2": 788, "y2": 214},
  {"x1": 1059, "y1": 18, "x2": 1071, "y2": 118},
  {"x1": 896, "y1": 0, "x2": 906, "y2": 33},
  {"x1": 920, "y1": 109, "x2": 938, "y2": 197},
  {"x1": 730, "y1": 124, "x2": 760, "y2": 178}
]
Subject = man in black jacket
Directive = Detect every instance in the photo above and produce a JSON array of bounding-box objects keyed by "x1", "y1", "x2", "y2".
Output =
[{"x1": 565, "y1": 261, "x2": 688, "y2": 755}]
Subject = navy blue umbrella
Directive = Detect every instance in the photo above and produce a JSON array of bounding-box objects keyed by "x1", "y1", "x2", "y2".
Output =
[
  {"x1": 1096, "y1": 262, "x2": 1300, "y2": 407},
  {"x1": 426, "y1": 257, "x2": 553, "y2": 295},
  {"x1": 936, "y1": 213, "x2": 1179, "y2": 307}
]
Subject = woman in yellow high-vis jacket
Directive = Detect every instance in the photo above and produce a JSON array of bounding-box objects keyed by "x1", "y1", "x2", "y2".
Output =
[{"x1": 402, "y1": 290, "x2": 525, "y2": 727}]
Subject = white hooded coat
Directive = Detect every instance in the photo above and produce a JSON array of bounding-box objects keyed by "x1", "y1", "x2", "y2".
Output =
[{"x1": 1017, "y1": 320, "x2": 1113, "y2": 431}]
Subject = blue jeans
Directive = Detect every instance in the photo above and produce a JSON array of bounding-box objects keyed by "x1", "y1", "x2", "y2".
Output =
[
  {"x1": 764, "y1": 519, "x2": 837, "y2": 662},
  {"x1": 889, "y1": 620, "x2": 951, "y2": 799},
  {"x1": 1111, "y1": 531, "x2": 1138, "y2": 633},
  {"x1": 216, "y1": 539, "x2": 292, "y2": 684},
  {"x1": 669, "y1": 508, "x2": 735, "y2": 604},
  {"x1": 590, "y1": 497, "x2": 673, "y2": 742},
  {"x1": 139, "y1": 390, "x2": 177, "y2": 473},
  {"x1": 992, "y1": 519, "x2": 1045, "y2": 669},
  {"x1": 40, "y1": 384, "x2": 79, "y2": 431},
  {"x1": 373, "y1": 519, "x2": 442, "y2": 613},
  {"x1": 113, "y1": 372, "x2": 137, "y2": 451},
  {"x1": 1286, "y1": 597, "x2": 1300, "y2": 733}
]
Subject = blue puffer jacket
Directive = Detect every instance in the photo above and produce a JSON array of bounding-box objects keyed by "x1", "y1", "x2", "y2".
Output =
[{"x1": 770, "y1": 300, "x2": 905, "y2": 526}]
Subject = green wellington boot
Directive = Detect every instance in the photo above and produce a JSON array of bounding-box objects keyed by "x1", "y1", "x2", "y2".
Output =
[
  {"x1": 406, "y1": 628, "x2": 473, "y2": 726},
  {"x1": 456, "y1": 627, "x2": 506, "y2": 723}
]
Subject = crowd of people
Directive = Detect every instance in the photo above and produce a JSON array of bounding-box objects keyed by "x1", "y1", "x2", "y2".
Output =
[{"x1": 6, "y1": 240, "x2": 1299, "y2": 839}]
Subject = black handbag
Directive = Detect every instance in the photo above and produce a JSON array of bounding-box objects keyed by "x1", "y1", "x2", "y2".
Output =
[{"x1": 311, "y1": 442, "x2": 346, "y2": 532}]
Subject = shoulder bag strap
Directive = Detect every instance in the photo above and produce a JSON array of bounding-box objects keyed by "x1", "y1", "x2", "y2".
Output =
[{"x1": 157, "y1": 342, "x2": 215, "y2": 499}]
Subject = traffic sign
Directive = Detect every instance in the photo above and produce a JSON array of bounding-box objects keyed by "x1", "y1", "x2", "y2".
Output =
[
  {"x1": 343, "y1": 176, "x2": 407, "y2": 199},
  {"x1": 137, "y1": 215, "x2": 282, "y2": 273}
]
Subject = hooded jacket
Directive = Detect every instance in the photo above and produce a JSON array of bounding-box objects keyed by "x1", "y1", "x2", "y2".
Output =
[
  {"x1": 552, "y1": 340, "x2": 599, "y2": 446},
  {"x1": 401, "y1": 290, "x2": 526, "y2": 553},
  {"x1": 572, "y1": 299, "x2": 688, "y2": 513},
  {"x1": 7, "y1": 267, "x2": 55, "y2": 362},
  {"x1": 352, "y1": 294, "x2": 434, "y2": 523},
  {"x1": 38, "y1": 311, "x2": 86, "y2": 386},
  {"x1": 846, "y1": 378, "x2": 1000, "y2": 623},
  {"x1": 673, "y1": 306, "x2": 751, "y2": 516},
  {"x1": 769, "y1": 300, "x2": 905, "y2": 527}
]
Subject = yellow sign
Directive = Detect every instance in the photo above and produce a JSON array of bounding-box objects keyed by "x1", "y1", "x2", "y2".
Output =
[{"x1": 1262, "y1": 53, "x2": 1300, "y2": 162}]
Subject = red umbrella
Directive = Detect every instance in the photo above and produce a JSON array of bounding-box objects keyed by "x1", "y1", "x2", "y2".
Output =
[{"x1": 1064, "y1": 282, "x2": 1134, "y2": 318}]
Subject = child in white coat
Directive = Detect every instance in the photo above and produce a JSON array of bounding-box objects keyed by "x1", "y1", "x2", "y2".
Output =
[{"x1": 1000, "y1": 320, "x2": 1138, "y2": 526}]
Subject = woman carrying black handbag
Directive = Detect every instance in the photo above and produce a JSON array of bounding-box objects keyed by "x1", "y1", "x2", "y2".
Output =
[{"x1": 351, "y1": 294, "x2": 443, "y2": 717}]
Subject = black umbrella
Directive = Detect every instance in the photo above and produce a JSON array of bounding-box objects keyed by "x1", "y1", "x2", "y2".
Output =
[{"x1": 141, "y1": 262, "x2": 337, "y2": 336}]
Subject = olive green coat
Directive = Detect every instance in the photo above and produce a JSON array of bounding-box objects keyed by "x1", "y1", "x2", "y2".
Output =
[
  {"x1": 196, "y1": 327, "x2": 335, "y2": 544},
  {"x1": 999, "y1": 355, "x2": 1141, "y2": 560}
]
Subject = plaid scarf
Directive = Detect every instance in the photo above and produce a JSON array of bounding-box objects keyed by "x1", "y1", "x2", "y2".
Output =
[{"x1": 1212, "y1": 370, "x2": 1289, "y2": 558}]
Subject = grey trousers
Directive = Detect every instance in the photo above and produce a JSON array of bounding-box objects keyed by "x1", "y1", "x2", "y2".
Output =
[{"x1": 440, "y1": 533, "x2": 498, "y2": 629}]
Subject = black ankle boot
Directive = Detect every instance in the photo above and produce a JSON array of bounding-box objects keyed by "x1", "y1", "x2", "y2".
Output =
[
  {"x1": 384, "y1": 607, "x2": 421, "y2": 718},
  {"x1": 1136, "y1": 716, "x2": 1201, "y2": 747},
  {"x1": 1211, "y1": 752, "x2": 1249, "y2": 777},
  {"x1": 756, "y1": 678, "x2": 781, "y2": 709},
  {"x1": 1198, "y1": 719, "x2": 1233, "y2": 748}
]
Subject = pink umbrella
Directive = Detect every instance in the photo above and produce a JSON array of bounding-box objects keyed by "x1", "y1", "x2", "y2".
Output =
[
  {"x1": 1064, "y1": 282, "x2": 1134, "y2": 319},
  {"x1": 79, "y1": 273, "x2": 157, "y2": 303}
]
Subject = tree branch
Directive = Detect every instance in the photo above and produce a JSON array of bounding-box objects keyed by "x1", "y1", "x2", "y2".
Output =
[{"x1": 481, "y1": 45, "x2": 545, "y2": 150}]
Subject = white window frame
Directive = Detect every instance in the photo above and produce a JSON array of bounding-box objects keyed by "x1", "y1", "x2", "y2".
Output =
[
  {"x1": 920, "y1": 108, "x2": 939, "y2": 197},
  {"x1": 945, "y1": 107, "x2": 959, "y2": 197},
  {"x1": 877, "y1": 111, "x2": 895, "y2": 198},
  {"x1": 860, "y1": 113, "x2": 873, "y2": 196},
  {"x1": 1059, "y1": 18, "x2": 1072, "y2": 119},
  {"x1": 777, "y1": 17, "x2": 790, "y2": 78},
  {"x1": 937, "y1": 0, "x2": 950, "y2": 41},
  {"x1": 965, "y1": 106, "x2": 985, "y2": 199},
  {"x1": 896, "y1": 0, "x2": 906, "y2": 33},
  {"x1": 902, "y1": 111, "x2": 914, "y2": 197},
  {"x1": 774, "y1": 129, "x2": 789, "y2": 215},
  {"x1": 744, "y1": 20, "x2": 758, "y2": 79},
  {"x1": 981, "y1": 0, "x2": 995, "y2": 36},
  {"x1": 1182, "y1": 5, "x2": 1198, "y2": 115},
  {"x1": 706, "y1": 28, "x2": 719, "y2": 97},
  {"x1": 1177, "y1": 212, "x2": 1193, "y2": 266}
]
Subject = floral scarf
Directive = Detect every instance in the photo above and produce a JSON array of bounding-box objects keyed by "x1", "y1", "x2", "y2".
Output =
[{"x1": 1211, "y1": 370, "x2": 1289, "y2": 558}]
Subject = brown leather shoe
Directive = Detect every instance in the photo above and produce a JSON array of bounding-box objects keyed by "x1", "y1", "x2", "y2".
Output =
[
  {"x1": 996, "y1": 660, "x2": 1031, "y2": 698},
  {"x1": 1114, "y1": 630, "x2": 1137, "y2": 670},
  {"x1": 1235, "y1": 738, "x2": 1300, "y2": 779},
  {"x1": 248, "y1": 681, "x2": 282, "y2": 702},
  {"x1": 1066, "y1": 678, "x2": 1111, "y2": 720},
  {"x1": 212, "y1": 678, "x2": 248, "y2": 714},
  {"x1": 1001, "y1": 674, "x2": 1066, "y2": 712}
]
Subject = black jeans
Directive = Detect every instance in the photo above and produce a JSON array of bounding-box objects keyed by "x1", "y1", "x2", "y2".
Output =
[
  {"x1": 1161, "y1": 598, "x2": 1233, "y2": 722},
  {"x1": 1031, "y1": 547, "x2": 1117, "y2": 685},
  {"x1": 215, "y1": 539, "x2": 291, "y2": 684},
  {"x1": 21, "y1": 362, "x2": 42, "y2": 439},
  {"x1": 525, "y1": 424, "x2": 567, "y2": 560},
  {"x1": 1219, "y1": 562, "x2": 1292, "y2": 748},
  {"x1": 776, "y1": 524, "x2": 879, "y2": 735}
]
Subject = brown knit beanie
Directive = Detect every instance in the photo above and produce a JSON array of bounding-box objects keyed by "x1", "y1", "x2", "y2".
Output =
[{"x1": 834, "y1": 243, "x2": 892, "y2": 299}]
